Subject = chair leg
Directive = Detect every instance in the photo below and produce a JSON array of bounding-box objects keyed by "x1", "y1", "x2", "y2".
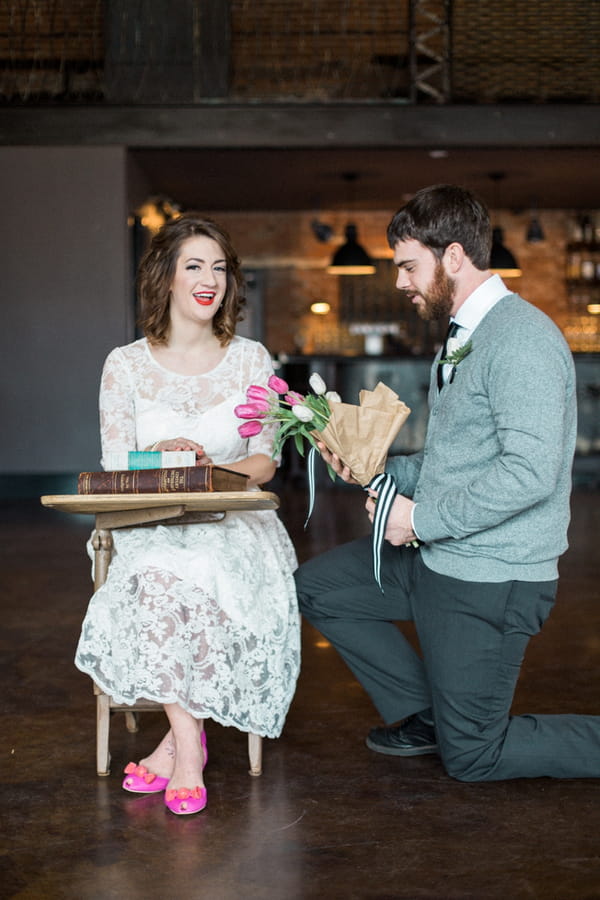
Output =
[
  {"x1": 124, "y1": 711, "x2": 139, "y2": 733},
  {"x1": 96, "y1": 692, "x2": 111, "y2": 776},
  {"x1": 248, "y1": 733, "x2": 263, "y2": 776}
]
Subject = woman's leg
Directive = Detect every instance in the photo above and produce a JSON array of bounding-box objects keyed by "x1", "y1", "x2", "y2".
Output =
[
  {"x1": 163, "y1": 704, "x2": 206, "y2": 792},
  {"x1": 139, "y1": 727, "x2": 177, "y2": 779},
  {"x1": 138, "y1": 708, "x2": 205, "y2": 788}
]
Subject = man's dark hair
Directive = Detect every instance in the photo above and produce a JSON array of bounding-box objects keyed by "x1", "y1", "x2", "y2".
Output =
[{"x1": 387, "y1": 184, "x2": 492, "y2": 270}]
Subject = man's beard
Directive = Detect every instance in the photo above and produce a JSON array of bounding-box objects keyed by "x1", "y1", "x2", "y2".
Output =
[{"x1": 415, "y1": 261, "x2": 456, "y2": 321}]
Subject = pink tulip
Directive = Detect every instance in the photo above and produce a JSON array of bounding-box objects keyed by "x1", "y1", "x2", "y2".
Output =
[
  {"x1": 246, "y1": 384, "x2": 271, "y2": 402},
  {"x1": 284, "y1": 391, "x2": 305, "y2": 406},
  {"x1": 234, "y1": 402, "x2": 269, "y2": 419},
  {"x1": 267, "y1": 374, "x2": 289, "y2": 394},
  {"x1": 238, "y1": 420, "x2": 263, "y2": 438}
]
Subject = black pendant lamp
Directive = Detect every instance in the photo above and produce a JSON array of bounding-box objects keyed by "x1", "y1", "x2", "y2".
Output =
[
  {"x1": 327, "y1": 173, "x2": 375, "y2": 275},
  {"x1": 488, "y1": 172, "x2": 522, "y2": 278},
  {"x1": 327, "y1": 222, "x2": 375, "y2": 275},
  {"x1": 490, "y1": 226, "x2": 522, "y2": 278},
  {"x1": 525, "y1": 204, "x2": 545, "y2": 243}
]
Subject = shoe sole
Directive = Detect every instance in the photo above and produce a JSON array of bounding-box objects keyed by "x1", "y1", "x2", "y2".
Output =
[{"x1": 365, "y1": 736, "x2": 439, "y2": 757}]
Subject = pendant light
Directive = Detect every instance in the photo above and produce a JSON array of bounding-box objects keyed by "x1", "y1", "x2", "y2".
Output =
[
  {"x1": 490, "y1": 227, "x2": 522, "y2": 277},
  {"x1": 327, "y1": 173, "x2": 375, "y2": 275},
  {"x1": 488, "y1": 172, "x2": 522, "y2": 278},
  {"x1": 327, "y1": 223, "x2": 375, "y2": 275},
  {"x1": 526, "y1": 200, "x2": 545, "y2": 243}
]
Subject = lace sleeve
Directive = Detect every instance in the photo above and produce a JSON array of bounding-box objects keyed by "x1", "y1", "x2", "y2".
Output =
[{"x1": 99, "y1": 347, "x2": 137, "y2": 467}]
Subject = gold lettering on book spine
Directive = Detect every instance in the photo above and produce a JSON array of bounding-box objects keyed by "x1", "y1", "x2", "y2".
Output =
[
  {"x1": 159, "y1": 469, "x2": 184, "y2": 491},
  {"x1": 117, "y1": 472, "x2": 134, "y2": 492}
]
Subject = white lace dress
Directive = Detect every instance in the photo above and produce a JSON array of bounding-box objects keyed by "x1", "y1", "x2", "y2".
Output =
[{"x1": 75, "y1": 336, "x2": 300, "y2": 738}]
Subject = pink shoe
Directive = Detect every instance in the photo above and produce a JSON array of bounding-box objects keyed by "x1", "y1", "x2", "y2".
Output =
[
  {"x1": 165, "y1": 785, "x2": 207, "y2": 816},
  {"x1": 122, "y1": 762, "x2": 169, "y2": 794},
  {"x1": 164, "y1": 730, "x2": 208, "y2": 815},
  {"x1": 123, "y1": 730, "x2": 207, "y2": 799}
]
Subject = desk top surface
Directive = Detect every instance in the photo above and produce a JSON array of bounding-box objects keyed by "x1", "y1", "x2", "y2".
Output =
[{"x1": 40, "y1": 491, "x2": 280, "y2": 515}]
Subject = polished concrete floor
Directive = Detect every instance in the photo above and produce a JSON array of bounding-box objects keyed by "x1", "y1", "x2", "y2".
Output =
[{"x1": 2, "y1": 482, "x2": 600, "y2": 900}]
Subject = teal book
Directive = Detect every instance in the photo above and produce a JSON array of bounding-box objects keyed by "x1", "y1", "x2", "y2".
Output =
[{"x1": 102, "y1": 450, "x2": 197, "y2": 470}]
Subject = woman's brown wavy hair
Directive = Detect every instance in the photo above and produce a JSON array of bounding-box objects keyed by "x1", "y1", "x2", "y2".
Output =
[{"x1": 137, "y1": 213, "x2": 246, "y2": 346}]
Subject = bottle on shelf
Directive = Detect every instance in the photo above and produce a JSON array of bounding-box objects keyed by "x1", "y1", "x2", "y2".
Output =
[
  {"x1": 581, "y1": 252, "x2": 596, "y2": 281},
  {"x1": 563, "y1": 212, "x2": 600, "y2": 351},
  {"x1": 566, "y1": 211, "x2": 600, "y2": 309}
]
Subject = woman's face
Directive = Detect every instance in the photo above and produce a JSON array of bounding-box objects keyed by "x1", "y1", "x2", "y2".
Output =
[{"x1": 169, "y1": 235, "x2": 228, "y2": 327}]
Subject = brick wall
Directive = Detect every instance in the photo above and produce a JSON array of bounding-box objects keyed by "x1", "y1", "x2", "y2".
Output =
[
  {"x1": 452, "y1": 0, "x2": 600, "y2": 103},
  {"x1": 216, "y1": 208, "x2": 582, "y2": 355},
  {"x1": 2, "y1": 0, "x2": 598, "y2": 102},
  {"x1": 230, "y1": 0, "x2": 409, "y2": 101},
  {"x1": 0, "y1": 0, "x2": 102, "y2": 98}
]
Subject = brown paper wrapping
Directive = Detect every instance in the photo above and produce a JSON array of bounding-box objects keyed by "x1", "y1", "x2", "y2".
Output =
[{"x1": 313, "y1": 382, "x2": 411, "y2": 486}]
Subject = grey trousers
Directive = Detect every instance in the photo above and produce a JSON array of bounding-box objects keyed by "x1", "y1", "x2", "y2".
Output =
[{"x1": 295, "y1": 537, "x2": 600, "y2": 781}]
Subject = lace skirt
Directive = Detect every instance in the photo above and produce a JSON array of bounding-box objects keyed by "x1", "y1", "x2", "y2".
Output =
[{"x1": 75, "y1": 509, "x2": 300, "y2": 738}]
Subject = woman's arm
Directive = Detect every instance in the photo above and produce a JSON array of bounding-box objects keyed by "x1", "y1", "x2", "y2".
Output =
[
  {"x1": 221, "y1": 453, "x2": 276, "y2": 487},
  {"x1": 99, "y1": 349, "x2": 137, "y2": 466}
]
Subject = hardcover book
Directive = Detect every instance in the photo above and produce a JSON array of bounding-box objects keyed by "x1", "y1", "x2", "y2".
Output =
[
  {"x1": 102, "y1": 450, "x2": 197, "y2": 470},
  {"x1": 77, "y1": 465, "x2": 249, "y2": 495}
]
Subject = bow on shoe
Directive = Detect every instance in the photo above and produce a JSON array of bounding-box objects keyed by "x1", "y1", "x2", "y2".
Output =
[
  {"x1": 124, "y1": 762, "x2": 156, "y2": 784},
  {"x1": 165, "y1": 785, "x2": 204, "y2": 802}
]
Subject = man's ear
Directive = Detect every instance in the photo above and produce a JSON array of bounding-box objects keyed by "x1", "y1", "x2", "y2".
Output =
[{"x1": 443, "y1": 241, "x2": 465, "y2": 274}]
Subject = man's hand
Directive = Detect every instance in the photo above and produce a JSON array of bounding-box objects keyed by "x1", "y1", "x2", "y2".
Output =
[
  {"x1": 366, "y1": 491, "x2": 416, "y2": 546},
  {"x1": 315, "y1": 441, "x2": 359, "y2": 485}
]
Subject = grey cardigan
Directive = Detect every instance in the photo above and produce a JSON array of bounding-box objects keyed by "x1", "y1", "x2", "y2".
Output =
[{"x1": 386, "y1": 294, "x2": 576, "y2": 583}]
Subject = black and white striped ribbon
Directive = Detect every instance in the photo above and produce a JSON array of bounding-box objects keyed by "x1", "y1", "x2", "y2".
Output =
[
  {"x1": 367, "y1": 471, "x2": 397, "y2": 591},
  {"x1": 305, "y1": 452, "x2": 397, "y2": 591},
  {"x1": 305, "y1": 445, "x2": 318, "y2": 528}
]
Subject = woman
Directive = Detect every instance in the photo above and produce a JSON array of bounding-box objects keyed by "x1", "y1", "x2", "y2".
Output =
[{"x1": 75, "y1": 214, "x2": 300, "y2": 815}]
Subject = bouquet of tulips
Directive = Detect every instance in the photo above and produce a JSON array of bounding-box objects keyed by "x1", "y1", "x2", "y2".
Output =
[
  {"x1": 235, "y1": 372, "x2": 341, "y2": 477},
  {"x1": 235, "y1": 371, "x2": 412, "y2": 590}
]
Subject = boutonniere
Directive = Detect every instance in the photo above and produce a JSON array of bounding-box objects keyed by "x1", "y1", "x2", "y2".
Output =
[{"x1": 438, "y1": 339, "x2": 473, "y2": 383}]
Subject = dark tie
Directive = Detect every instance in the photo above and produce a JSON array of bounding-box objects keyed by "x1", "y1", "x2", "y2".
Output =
[{"x1": 437, "y1": 321, "x2": 460, "y2": 390}]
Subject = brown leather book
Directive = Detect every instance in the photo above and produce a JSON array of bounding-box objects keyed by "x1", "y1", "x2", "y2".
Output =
[{"x1": 77, "y1": 465, "x2": 249, "y2": 494}]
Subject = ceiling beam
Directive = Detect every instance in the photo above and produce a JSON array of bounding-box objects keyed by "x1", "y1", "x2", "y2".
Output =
[{"x1": 1, "y1": 103, "x2": 598, "y2": 148}]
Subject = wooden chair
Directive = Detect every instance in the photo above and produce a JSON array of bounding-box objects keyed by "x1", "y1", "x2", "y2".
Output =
[{"x1": 41, "y1": 491, "x2": 281, "y2": 778}]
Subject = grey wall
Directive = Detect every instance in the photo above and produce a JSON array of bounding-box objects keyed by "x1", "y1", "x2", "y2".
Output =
[{"x1": 0, "y1": 146, "x2": 132, "y2": 473}]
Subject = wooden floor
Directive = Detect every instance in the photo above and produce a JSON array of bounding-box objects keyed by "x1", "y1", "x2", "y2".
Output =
[{"x1": 2, "y1": 481, "x2": 600, "y2": 900}]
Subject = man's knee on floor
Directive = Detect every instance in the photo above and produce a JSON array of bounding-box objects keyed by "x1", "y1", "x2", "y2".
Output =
[
  {"x1": 435, "y1": 716, "x2": 507, "y2": 783},
  {"x1": 439, "y1": 740, "x2": 500, "y2": 783}
]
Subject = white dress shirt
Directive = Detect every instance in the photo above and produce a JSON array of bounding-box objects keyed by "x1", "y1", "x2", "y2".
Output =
[{"x1": 439, "y1": 274, "x2": 509, "y2": 384}]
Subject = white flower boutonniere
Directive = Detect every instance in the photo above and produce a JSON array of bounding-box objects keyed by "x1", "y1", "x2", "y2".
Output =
[{"x1": 438, "y1": 339, "x2": 473, "y2": 383}]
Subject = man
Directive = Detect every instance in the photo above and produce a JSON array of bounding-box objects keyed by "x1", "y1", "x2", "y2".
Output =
[{"x1": 295, "y1": 184, "x2": 600, "y2": 782}]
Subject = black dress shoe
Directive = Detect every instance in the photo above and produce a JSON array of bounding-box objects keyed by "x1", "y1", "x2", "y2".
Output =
[{"x1": 366, "y1": 713, "x2": 439, "y2": 757}]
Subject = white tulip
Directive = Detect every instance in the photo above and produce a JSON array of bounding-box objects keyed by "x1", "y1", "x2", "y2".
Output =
[
  {"x1": 445, "y1": 337, "x2": 460, "y2": 356},
  {"x1": 292, "y1": 404, "x2": 314, "y2": 423},
  {"x1": 309, "y1": 373, "x2": 327, "y2": 395},
  {"x1": 325, "y1": 390, "x2": 342, "y2": 404}
]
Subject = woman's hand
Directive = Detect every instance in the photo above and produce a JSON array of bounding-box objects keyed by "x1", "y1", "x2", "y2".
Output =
[
  {"x1": 147, "y1": 438, "x2": 212, "y2": 466},
  {"x1": 315, "y1": 441, "x2": 359, "y2": 485}
]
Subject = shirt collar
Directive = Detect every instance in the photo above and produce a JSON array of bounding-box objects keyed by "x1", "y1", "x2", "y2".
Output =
[{"x1": 452, "y1": 274, "x2": 509, "y2": 334}]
